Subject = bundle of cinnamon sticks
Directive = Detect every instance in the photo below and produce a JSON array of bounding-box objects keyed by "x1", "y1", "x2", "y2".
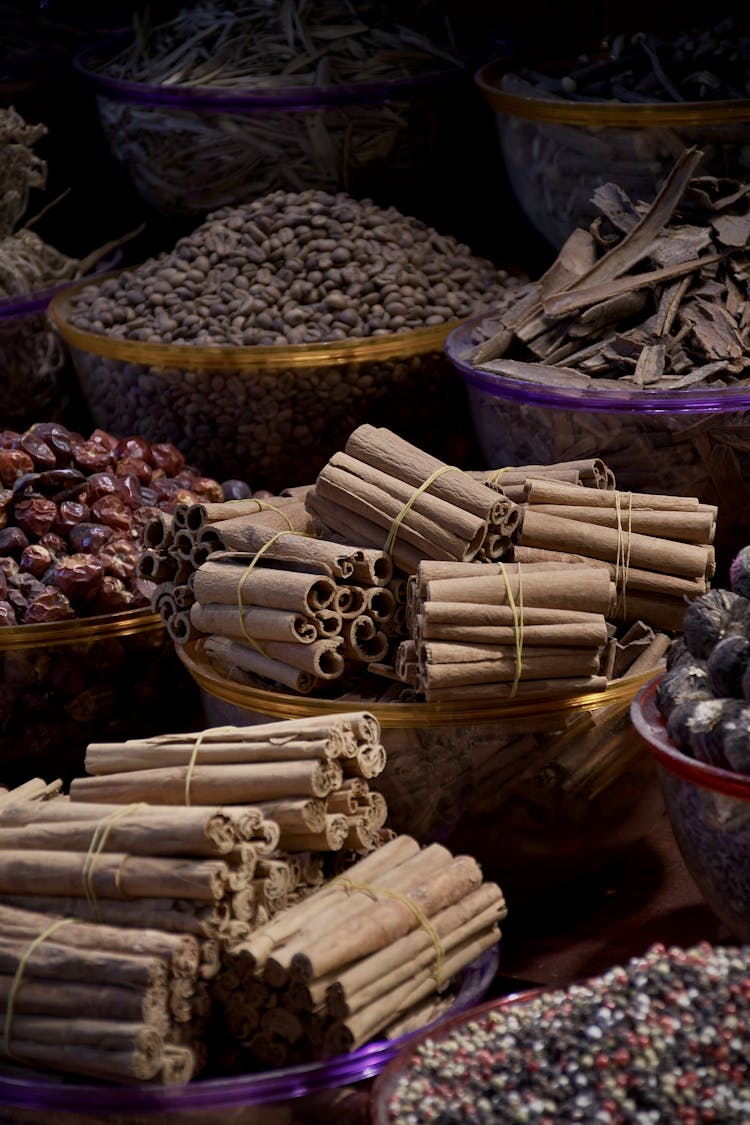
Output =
[
  {"x1": 304, "y1": 424, "x2": 521, "y2": 574},
  {"x1": 213, "y1": 834, "x2": 505, "y2": 1065}
]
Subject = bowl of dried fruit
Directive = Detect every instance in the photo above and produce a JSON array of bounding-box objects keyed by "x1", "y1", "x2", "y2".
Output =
[
  {"x1": 74, "y1": 2, "x2": 467, "y2": 223},
  {"x1": 0, "y1": 423, "x2": 221, "y2": 785},
  {"x1": 477, "y1": 22, "x2": 750, "y2": 248}
]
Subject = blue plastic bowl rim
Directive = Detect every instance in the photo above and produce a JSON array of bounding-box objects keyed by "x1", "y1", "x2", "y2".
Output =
[
  {"x1": 445, "y1": 314, "x2": 750, "y2": 415},
  {"x1": 74, "y1": 32, "x2": 467, "y2": 114},
  {"x1": 0, "y1": 945, "x2": 498, "y2": 1112}
]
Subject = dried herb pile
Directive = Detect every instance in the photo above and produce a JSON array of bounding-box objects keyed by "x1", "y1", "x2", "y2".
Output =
[{"x1": 471, "y1": 147, "x2": 750, "y2": 392}]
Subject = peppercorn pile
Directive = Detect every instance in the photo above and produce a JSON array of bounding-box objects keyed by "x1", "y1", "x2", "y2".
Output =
[
  {"x1": 656, "y1": 551, "x2": 750, "y2": 776},
  {"x1": 0, "y1": 423, "x2": 224, "y2": 626},
  {"x1": 382, "y1": 941, "x2": 750, "y2": 1124}
]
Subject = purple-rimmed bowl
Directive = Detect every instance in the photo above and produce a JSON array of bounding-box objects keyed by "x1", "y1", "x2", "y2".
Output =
[
  {"x1": 632, "y1": 676, "x2": 750, "y2": 941},
  {"x1": 74, "y1": 33, "x2": 467, "y2": 221},
  {"x1": 0, "y1": 946, "x2": 497, "y2": 1123},
  {"x1": 445, "y1": 313, "x2": 750, "y2": 574}
]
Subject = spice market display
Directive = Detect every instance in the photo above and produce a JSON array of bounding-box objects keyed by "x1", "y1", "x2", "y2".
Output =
[{"x1": 1, "y1": 3, "x2": 750, "y2": 1122}]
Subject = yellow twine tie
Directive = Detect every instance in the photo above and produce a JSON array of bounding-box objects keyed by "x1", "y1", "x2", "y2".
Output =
[
  {"x1": 182, "y1": 725, "x2": 238, "y2": 806},
  {"x1": 383, "y1": 466, "x2": 460, "y2": 558},
  {"x1": 236, "y1": 529, "x2": 318, "y2": 653},
  {"x1": 82, "y1": 803, "x2": 145, "y2": 921},
  {"x1": 333, "y1": 877, "x2": 446, "y2": 989},
  {"x1": 497, "y1": 562, "x2": 524, "y2": 697},
  {"x1": 613, "y1": 491, "x2": 633, "y2": 617},
  {"x1": 4, "y1": 918, "x2": 73, "y2": 1057},
  {"x1": 485, "y1": 467, "x2": 513, "y2": 486}
]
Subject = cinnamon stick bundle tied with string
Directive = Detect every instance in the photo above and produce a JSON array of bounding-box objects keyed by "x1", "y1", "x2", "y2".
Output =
[
  {"x1": 305, "y1": 425, "x2": 520, "y2": 574},
  {"x1": 215, "y1": 834, "x2": 505, "y2": 1064}
]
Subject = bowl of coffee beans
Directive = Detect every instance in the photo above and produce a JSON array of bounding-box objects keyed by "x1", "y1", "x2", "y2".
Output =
[{"x1": 50, "y1": 190, "x2": 516, "y2": 492}]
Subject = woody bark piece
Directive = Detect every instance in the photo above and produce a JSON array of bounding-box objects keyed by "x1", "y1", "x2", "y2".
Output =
[
  {"x1": 193, "y1": 556, "x2": 337, "y2": 613},
  {"x1": 417, "y1": 618, "x2": 609, "y2": 648},
  {"x1": 255, "y1": 799, "x2": 327, "y2": 834},
  {"x1": 0, "y1": 894, "x2": 229, "y2": 936},
  {"x1": 85, "y1": 737, "x2": 348, "y2": 775},
  {"x1": 518, "y1": 508, "x2": 713, "y2": 579},
  {"x1": 203, "y1": 635, "x2": 320, "y2": 694},
  {"x1": 422, "y1": 564, "x2": 615, "y2": 614},
  {"x1": 418, "y1": 644, "x2": 602, "y2": 688},
  {"x1": 633, "y1": 343, "x2": 666, "y2": 385},
  {"x1": 508, "y1": 545, "x2": 708, "y2": 597},
  {"x1": 0, "y1": 934, "x2": 167, "y2": 989},
  {"x1": 0, "y1": 851, "x2": 229, "y2": 902},
  {"x1": 278, "y1": 814, "x2": 349, "y2": 852},
  {"x1": 190, "y1": 603, "x2": 318, "y2": 644},
  {"x1": 0, "y1": 815, "x2": 236, "y2": 857},
  {"x1": 423, "y1": 676, "x2": 608, "y2": 702},
  {"x1": 340, "y1": 616, "x2": 389, "y2": 663},
  {"x1": 524, "y1": 503, "x2": 715, "y2": 544},
  {"x1": 199, "y1": 524, "x2": 356, "y2": 581},
  {"x1": 70, "y1": 758, "x2": 344, "y2": 805},
  {"x1": 0, "y1": 1028, "x2": 164, "y2": 1083},
  {"x1": 0, "y1": 972, "x2": 167, "y2": 1025},
  {"x1": 183, "y1": 495, "x2": 305, "y2": 532}
]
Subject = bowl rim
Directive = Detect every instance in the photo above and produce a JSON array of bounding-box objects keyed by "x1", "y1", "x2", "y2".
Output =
[
  {"x1": 370, "y1": 986, "x2": 543, "y2": 1123},
  {"x1": 0, "y1": 945, "x2": 498, "y2": 1112},
  {"x1": 178, "y1": 637, "x2": 655, "y2": 728},
  {"x1": 445, "y1": 315, "x2": 750, "y2": 414},
  {"x1": 0, "y1": 604, "x2": 161, "y2": 651},
  {"x1": 74, "y1": 30, "x2": 468, "y2": 113},
  {"x1": 632, "y1": 674, "x2": 750, "y2": 800},
  {"x1": 48, "y1": 273, "x2": 462, "y2": 372},
  {"x1": 475, "y1": 57, "x2": 750, "y2": 126}
]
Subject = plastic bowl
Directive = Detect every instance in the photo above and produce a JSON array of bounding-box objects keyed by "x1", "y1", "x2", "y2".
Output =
[
  {"x1": 0, "y1": 607, "x2": 201, "y2": 789},
  {"x1": 178, "y1": 639, "x2": 664, "y2": 903},
  {"x1": 446, "y1": 314, "x2": 750, "y2": 576},
  {"x1": 49, "y1": 279, "x2": 471, "y2": 492},
  {"x1": 74, "y1": 34, "x2": 467, "y2": 223},
  {"x1": 475, "y1": 57, "x2": 750, "y2": 248},
  {"x1": 0, "y1": 945, "x2": 497, "y2": 1125},
  {"x1": 632, "y1": 676, "x2": 750, "y2": 941},
  {"x1": 0, "y1": 254, "x2": 121, "y2": 431}
]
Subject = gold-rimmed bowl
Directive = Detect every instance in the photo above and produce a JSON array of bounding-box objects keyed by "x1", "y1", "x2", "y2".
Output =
[
  {"x1": 49, "y1": 277, "x2": 472, "y2": 492},
  {"x1": 178, "y1": 639, "x2": 664, "y2": 903}
]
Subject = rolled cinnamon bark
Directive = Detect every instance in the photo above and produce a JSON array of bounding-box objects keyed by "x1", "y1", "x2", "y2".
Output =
[
  {"x1": 202, "y1": 526, "x2": 357, "y2": 581},
  {"x1": 508, "y1": 545, "x2": 708, "y2": 597},
  {"x1": 0, "y1": 895, "x2": 228, "y2": 936},
  {"x1": 524, "y1": 479, "x2": 701, "y2": 510},
  {"x1": 340, "y1": 616, "x2": 389, "y2": 662},
  {"x1": 306, "y1": 491, "x2": 426, "y2": 575},
  {"x1": 0, "y1": 818, "x2": 237, "y2": 858},
  {"x1": 278, "y1": 814, "x2": 349, "y2": 853},
  {"x1": 518, "y1": 508, "x2": 713, "y2": 579},
  {"x1": 193, "y1": 556, "x2": 337, "y2": 612},
  {"x1": 255, "y1": 799, "x2": 327, "y2": 834},
  {"x1": 204, "y1": 635, "x2": 320, "y2": 694},
  {"x1": 0, "y1": 935, "x2": 167, "y2": 989},
  {"x1": 190, "y1": 603, "x2": 318, "y2": 645},
  {"x1": 525, "y1": 503, "x2": 715, "y2": 545},
  {"x1": 418, "y1": 644, "x2": 602, "y2": 688},
  {"x1": 423, "y1": 565, "x2": 614, "y2": 614},
  {"x1": 70, "y1": 759, "x2": 345, "y2": 805},
  {"x1": 0, "y1": 972, "x2": 168, "y2": 1025},
  {"x1": 85, "y1": 738, "x2": 345, "y2": 774},
  {"x1": 0, "y1": 852, "x2": 229, "y2": 901},
  {"x1": 422, "y1": 675, "x2": 609, "y2": 702},
  {"x1": 0, "y1": 1029, "x2": 165, "y2": 1083}
]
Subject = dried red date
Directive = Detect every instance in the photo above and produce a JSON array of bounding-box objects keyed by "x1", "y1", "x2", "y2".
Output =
[
  {"x1": 188, "y1": 476, "x2": 225, "y2": 503},
  {"x1": 0, "y1": 600, "x2": 17, "y2": 626},
  {"x1": 6, "y1": 589, "x2": 28, "y2": 617},
  {"x1": 0, "y1": 431, "x2": 21, "y2": 449},
  {"x1": 68, "y1": 522, "x2": 114, "y2": 554},
  {"x1": 0, "y1": 527, "x2": 29, "y2": 557},
  {"x1": 72, "y1": 441, "x2": 113, "y2": 474},
  {"x1": 18, "y1": 435, "x2": 56, "y2": 472},
  {"x1": 54, "y1": 500, "x2": 90, "y2": 537},
  {"x1": 0, "y1": 569, "x2": 6, "y2": 600},
  {"x1": 89, "y1": 429, "x2": 119, "y2": 453},
  {"x1": 90, "y1": 495, "x2": 133, "y2": 533},
  {"x1": 91, "y1": 575, "x2": 135, "y2": 615},
  {"x1": 115, "y1": 457, "x2": 151, "y2": 486},
  {"x1": 53, "y1": 554, "x2": 104, "y2": 605},
  {"x1": 115, "y1": 435, "x2": 152, "y2": 464},
  {"x1": 15, "y1": 498, "x2": 58, "y2": 539},
  {"x1": 27, "y1": 423, "x2": 73, "y2": 465},
  {"x1": 0, "y1": 449, "x2": 34, "y2": 487},
  {"x1": 19, "y1": 545, "x2": 53, "y2": 578},
  {"x1": 113, "y1": 472, "x2": 143, "y2": 510},
  {"x1": 99, "y1": 537, "x2": 140, "y2": 581},
  {"x1": 84, "y1": 472, "x2": 117, "y2": 504},
  {"x1": 23, "y1": 588, "x2": 75, "y2": 624},
  {"x1": 38, "y1": 532, "x2": 67, "y2": 560},
  {"x1": 0, "y1": 489, "x2": 11, "y2": 528},
  {"x1": 151, "y1": 442, "x2": 185, "y2": 474}
]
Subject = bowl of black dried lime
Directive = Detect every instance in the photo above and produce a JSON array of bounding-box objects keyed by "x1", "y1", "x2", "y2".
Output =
[{"x1": 632, "y1": 555, "x2": 750, "y2": 940}]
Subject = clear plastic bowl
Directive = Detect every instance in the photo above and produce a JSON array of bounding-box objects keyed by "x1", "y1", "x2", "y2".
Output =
[
  {"x1": 445, "y1": 314, "x2": 750, "y2": 577},
  {"x1": 74, "y1": 34, "x2": 467, "y2": 222},
  {"x1": 0, "y1": 253, "x2": 120, "y2": 431},
  {"x1": 178, "y1": 639, "x2": 664, "y2": 903},
  {"x1": 0, "y1": 607, "x2": 200, "y2": 789},
  {"x1": 632, "y1": 676, "x2": 750, "y2": 941},
  {"x1": 475, "y1": 57, "x2": 750, "y2": 248},
  {"x1": 0, "y1": 945, "x2": 497, "y2": 1125},
  {"x1": 49, "y1": 279, "x2": 471, "y2": 493}
]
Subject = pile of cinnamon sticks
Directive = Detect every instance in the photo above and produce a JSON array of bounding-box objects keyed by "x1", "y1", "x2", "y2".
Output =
[{"x1": 213, "y1": 834, "x2": 505, "y2": 1066}]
